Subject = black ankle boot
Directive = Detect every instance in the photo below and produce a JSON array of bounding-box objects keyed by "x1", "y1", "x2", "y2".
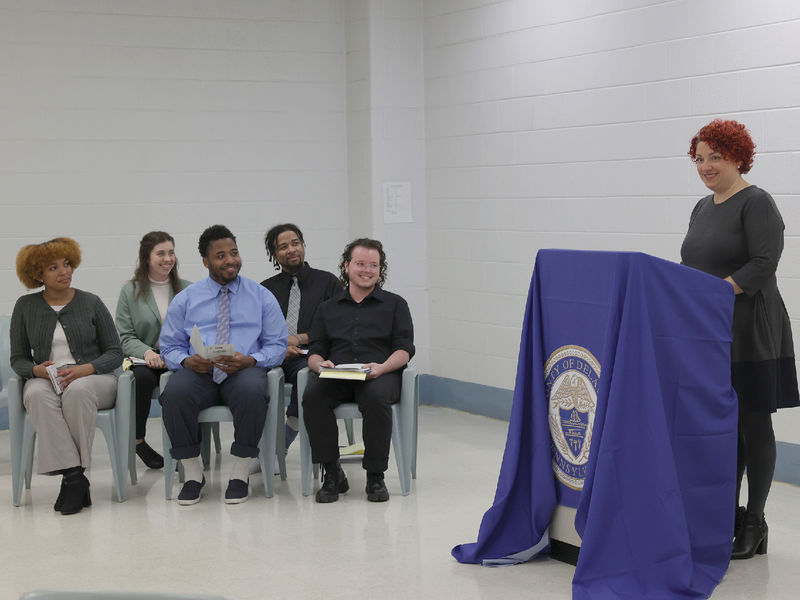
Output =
[
  {"x1": 731, "y1": 511, "x2": 768, "y2": 559},
  {"x1": 59, "y1": 468, "x2": 92, "y2": 516},
  {"x1": 54, "y1": 478, "x2": 68, "y2": 511},
  {"x1": 734, "y1": 505, "x2": 746, "y2": 539}
]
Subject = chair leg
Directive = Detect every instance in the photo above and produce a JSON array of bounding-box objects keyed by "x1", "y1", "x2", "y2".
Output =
[
  {"x1": 212, "y1": 422, "x2": 222, "y2": 455},
  {"x1": 297, "y1": 370, "x2": 313, "y2": 497},
  {"x1": 345, "y1": 418, "x2": 355, "y2": 446},
  {"x1": 162, "y1": 421, "x2": 175, "y2": 500},
  {"x1": 392, "y1": 405, "x2": 410, "y2": 496},
  {"x1": 201, "y1": 423, "x2": 211, "y2": 468},
  {"x1": 98, "y1": 416, "x2": 126, "y2": 502}
]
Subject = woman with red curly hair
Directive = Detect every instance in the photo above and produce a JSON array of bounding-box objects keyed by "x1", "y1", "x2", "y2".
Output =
[
  {"x1": 681, "y1": 119, "x2": 799, "y2": 560},
  {"x1": 10, "y1": 237, "x2": 122, "y2": 515}
]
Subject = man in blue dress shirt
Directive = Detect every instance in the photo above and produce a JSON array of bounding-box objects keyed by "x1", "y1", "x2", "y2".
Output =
[{"x1": 159, "y1": 225, "x2": 287, "y2": 505}]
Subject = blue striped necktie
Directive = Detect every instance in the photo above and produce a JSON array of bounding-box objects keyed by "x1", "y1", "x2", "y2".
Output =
[{"x1": 212, "y1": 287, "x2": 230, "y2": 384}]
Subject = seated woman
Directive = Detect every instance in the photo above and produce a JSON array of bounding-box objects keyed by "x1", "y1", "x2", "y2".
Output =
[
  {"x1": 115, "y1": 231, "x2": 190, "y2": 469},
  {"x1": 10, "y1": 237, "x2": 122, "y2": 515}
]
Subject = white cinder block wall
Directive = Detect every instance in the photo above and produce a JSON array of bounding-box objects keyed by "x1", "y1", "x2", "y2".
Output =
[
  {"x1": 423, "y1": 1, "x2": 800, "y2": 441},
  {"x1": 0, "y1": 1, "x2": 348, "y2": 314}
]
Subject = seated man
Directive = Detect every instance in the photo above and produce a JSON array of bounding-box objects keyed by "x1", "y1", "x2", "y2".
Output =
[
  {"x1": 159, "y1": 225, "x2": 287, "y2": 505},
  {"x1": 303, "y1": 238, "x2": 414, "y2": 503},
  {"x1": 261, "y1": 223, "x2": 340, "y2": 449}
]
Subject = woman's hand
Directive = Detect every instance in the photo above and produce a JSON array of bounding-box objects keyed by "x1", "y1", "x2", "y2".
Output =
[
  {"x1": 57, "y1": 363, "x2": 96, "y2": 390},
  {"x1": 32, "y1": 361, "x2": 55, "y2": 380},
  {"x1": 144, "y1": 349, "x2": 166, "y2": 369}
]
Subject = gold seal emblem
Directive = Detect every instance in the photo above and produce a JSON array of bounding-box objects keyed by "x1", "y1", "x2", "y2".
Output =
[{"x1": 545, "y1": 345, "x2": 601, "y2": 491}]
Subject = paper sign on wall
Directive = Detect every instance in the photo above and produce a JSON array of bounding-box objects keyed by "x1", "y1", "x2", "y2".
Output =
[{"x1": 383, "y1": 181, "x2": 413, "y2": 223}]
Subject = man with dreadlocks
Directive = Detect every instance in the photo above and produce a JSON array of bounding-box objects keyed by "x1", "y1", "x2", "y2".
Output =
[{"x1": 261, "y1": 223, "x2": 341, "y2": 450}]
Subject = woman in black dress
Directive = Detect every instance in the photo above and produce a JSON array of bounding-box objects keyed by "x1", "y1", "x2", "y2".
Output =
[{"x1": 681, "y1": 119, "x2": 799, "y2": 559}]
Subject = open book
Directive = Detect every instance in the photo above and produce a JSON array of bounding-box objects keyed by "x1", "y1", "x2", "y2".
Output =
[{"x1": 319, "y1": 363, "x2": 371, "y2": 381}]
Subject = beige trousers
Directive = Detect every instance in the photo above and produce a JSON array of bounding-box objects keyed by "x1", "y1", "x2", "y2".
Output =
[{"x1": 23, "y1": 373, "x2": 118, "y2": 474}]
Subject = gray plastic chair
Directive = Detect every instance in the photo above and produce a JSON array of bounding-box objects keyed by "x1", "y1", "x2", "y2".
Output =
[
  {"x1": 8, "y1": 369, "x2": 136, "y2": 506},
  {"x1": 296, "y1": 366, "x2": 418, "y2": 496},
  {"x1": 160, "y1": 367, "x2": 284, "y2": 499}
]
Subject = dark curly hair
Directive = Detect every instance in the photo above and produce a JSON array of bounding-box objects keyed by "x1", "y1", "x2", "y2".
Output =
[
  {"x1": 338, "y1": 238, "x2": 387, "y2": 287},
  {"x1": 16, "y1": 237, "x2": 82, "y2": 289},
  {"x1": 131, "y1": 231, "x2": 183, "y2": 300},
  {"x1": 264, "y1": 223, "x2": 304, "y2": 270},
  {"x1": 688, "y1": 119, "x2": 756, "y2": 174},
  {"x1": 198, "y1": 225, "x2": 236, "y2": 258}
]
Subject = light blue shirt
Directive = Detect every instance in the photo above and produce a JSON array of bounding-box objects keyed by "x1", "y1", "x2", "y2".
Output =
[{"x1": 160, "y1": 275, "x2": 288, "y2": 371}]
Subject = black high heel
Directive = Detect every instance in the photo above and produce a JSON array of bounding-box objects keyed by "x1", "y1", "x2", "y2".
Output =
[
  {"x1": 731, "y1": 511, "x2": 768, "y2": 559},
  {"x1": 59, "y1": 471, "x2": 92, "y2": 516}
]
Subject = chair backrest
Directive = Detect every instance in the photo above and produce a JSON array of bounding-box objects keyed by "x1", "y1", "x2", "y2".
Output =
[{"x1": 0, "y1": 314, "x2": 12, "y2": 393}]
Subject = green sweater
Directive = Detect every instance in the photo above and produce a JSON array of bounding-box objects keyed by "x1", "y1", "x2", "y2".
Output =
[{"x1": 10, "y1": 289, "x2": 123, "y2": 379}]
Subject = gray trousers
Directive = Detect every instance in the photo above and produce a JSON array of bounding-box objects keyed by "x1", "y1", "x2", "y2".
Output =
[{"x1": 23, "y1": 373, "x2": 117, "y2": 474}]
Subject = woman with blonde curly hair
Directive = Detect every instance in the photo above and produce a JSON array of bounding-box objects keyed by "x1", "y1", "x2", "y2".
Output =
[
  {"x1": 681, "y1": 119, "x2": 799, "y2": 559},
  {"x1": 10, "y1": 237, "x2": 122, "y2": 515}
]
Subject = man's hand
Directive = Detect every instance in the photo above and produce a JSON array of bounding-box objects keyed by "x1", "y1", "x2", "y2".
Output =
[
  {"x1": 315, "y1": 359, "x2": 335, "y2": 374},
  {"x1": 364, "y1": 362, "x2": 386, "y2": 380},
  {"x1": 213, "y1": 352, "x2": 257, "y2": 374},
  {"x1": 285, "y1": 345, "x2": 305, "y2": 359},
  {"x1": 57, "y1": 363, "x2": 96, "y2": 389},
  {"x1": 182, "y1": 354, "x2": 214, "y2": 374},
  {"x1": 144, "y1": 349, "x2": 166, "y2": 369}
]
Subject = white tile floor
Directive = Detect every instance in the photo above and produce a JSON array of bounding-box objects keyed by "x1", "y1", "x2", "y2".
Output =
[{"x1": 0, "y1": 406, "x2": 798, "y2": 599}]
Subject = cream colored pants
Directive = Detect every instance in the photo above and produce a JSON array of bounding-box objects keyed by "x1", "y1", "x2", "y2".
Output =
[{"x1": 23, "y1": 373, "x2": 117, "y2": 474}]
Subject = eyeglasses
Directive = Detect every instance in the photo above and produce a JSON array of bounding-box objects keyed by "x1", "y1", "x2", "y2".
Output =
[{"x1": 351, "y1": 261, "x2": 379, "y2": 271}]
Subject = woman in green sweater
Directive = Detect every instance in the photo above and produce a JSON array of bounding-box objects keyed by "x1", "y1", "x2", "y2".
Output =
[
  {"x1": 115, "y1": 231, "x2": 191, "y2": 469},
  {"x1": 10, "y1": 237, "x2": 123, "y2": 515}
]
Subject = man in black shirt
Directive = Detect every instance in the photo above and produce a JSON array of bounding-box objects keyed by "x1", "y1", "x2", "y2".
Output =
[
  {"x1": 261, "y1": 224, "x2": 340, "y2": 447},
  {"x1": 304, "y1": 238, "x2": 414, "y2": 503}
]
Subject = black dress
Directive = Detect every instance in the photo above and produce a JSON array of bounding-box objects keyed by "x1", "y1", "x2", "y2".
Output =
[{"x1": 681, "y1": 185, "x2": 799, "y2": 413}]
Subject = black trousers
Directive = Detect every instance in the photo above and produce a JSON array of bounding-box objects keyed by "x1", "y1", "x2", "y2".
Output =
[
  {"x1": 130, "y1": 365, "x2": 166, "y2": 439},
  {"x1": 159, "y1": 367, "x2": 269, "y2": 460},
  {"x1": 282, "y1": 356, "x2": 308, "y2": 419},
  {"x1": 302, "y1": 370, "x2": 401, "y2": 473}
]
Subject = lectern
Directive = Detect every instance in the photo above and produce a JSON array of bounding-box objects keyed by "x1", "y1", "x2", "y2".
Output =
[{"x1": 453, "y1": 250, "x2": 738, "y2": 600}]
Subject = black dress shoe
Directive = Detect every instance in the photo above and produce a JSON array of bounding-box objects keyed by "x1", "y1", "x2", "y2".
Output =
[
  {"x1": 136, "y1": 441, "x2": 165, "y2": 469},
  {"x1": 731, "y1": 511, "x2": 768, "y2": 559},
  {"x1": 59, "y1": 472, "x2": 91, "y2": 516},
  {"x1": 177, "y1": 476, "x2": 205, "y2": 505},
  {"x1": 316, "y1": 462, "x2": 349, "y2": 503},
  {"x1": 366, "y1": 471, "x2": 389, "y2": 502}
]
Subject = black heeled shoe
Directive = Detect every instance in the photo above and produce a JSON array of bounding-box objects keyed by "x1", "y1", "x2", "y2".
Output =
[
  {"x1": 59, "y1": 471, "x2": 92, "y2": 516},
  {"x1": 731, "y1": 511, "x2": 768, "y2": 559},
  {"x1": 136, "y1": 441, "x2": 165, "y2": 469}
]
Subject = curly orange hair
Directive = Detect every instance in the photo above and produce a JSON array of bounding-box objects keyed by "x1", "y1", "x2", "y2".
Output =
[
  {"x1": 688, "y1": 119, "x2": 756, "y2": 174},
  {"x1": 16, "y1": 237, "x2": 82, "y2": 289}
]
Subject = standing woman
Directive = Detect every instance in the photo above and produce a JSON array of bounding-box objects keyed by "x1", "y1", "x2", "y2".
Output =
[
  {"x1": 115, "y1": 231, "x2": 190, "y2": 469},
  {"x1": 10, "y1": 238, "x2": 122, "y2": 515},
  {"x1": 681, "y1": 119, "x2": 800, "y2": 559}
]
